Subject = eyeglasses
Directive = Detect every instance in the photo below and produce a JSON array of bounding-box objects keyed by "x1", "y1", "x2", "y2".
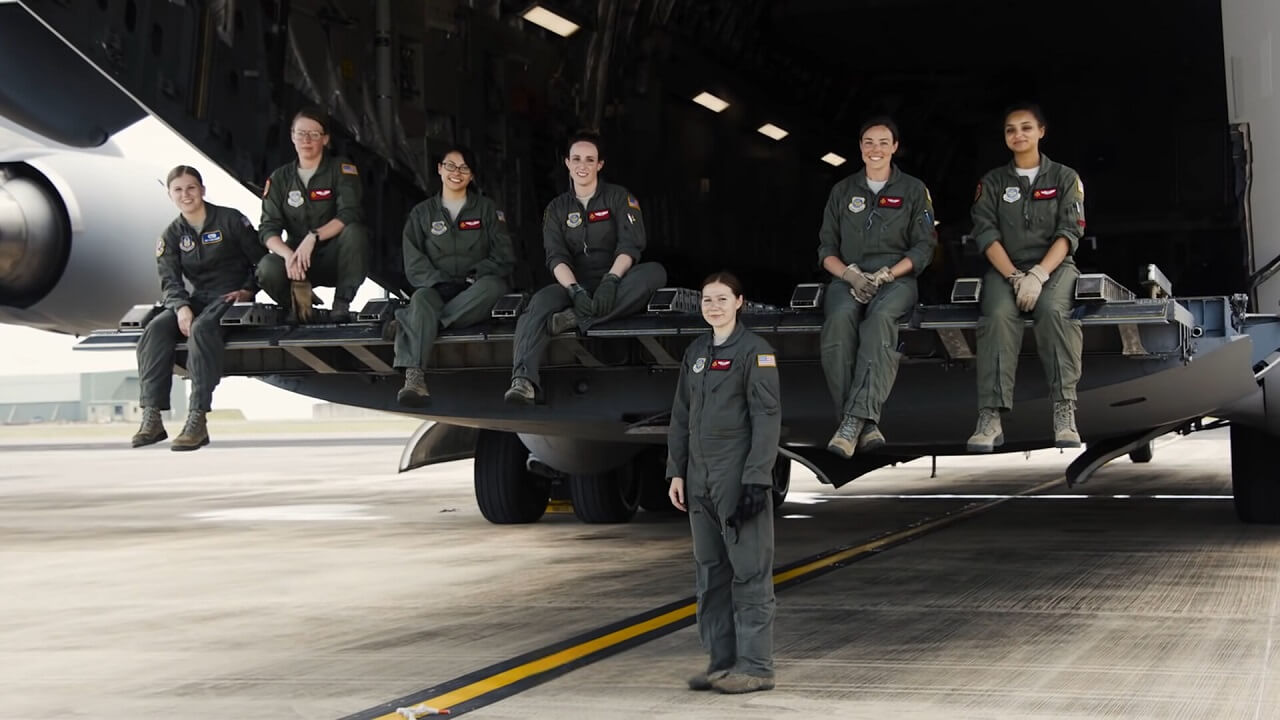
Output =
[
  {"x1": 441, "y1": 161, "x2": 473, "y2": 175},
  {"x1": 292, "y1": 130, "x2": 326, "y2": 141}
]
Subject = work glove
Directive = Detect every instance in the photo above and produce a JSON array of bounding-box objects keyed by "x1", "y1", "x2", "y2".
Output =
[
  {"x1": 842, "y1": 264, "x2": 878, "y2": 304},
  {"x1": 726, "y1": 484, "x2": 771, "y2": 529},
  {"x1": 569, "y1": 283, "x2": 595, "y2": 317},
  {"x1": 1014, "y1": 264, "x2": 1050, "y2": 312},
  {"x1": 869, "y1": 266, "x2": 895, "y2": 287},
  {"x1": 593, "y1": 273, "x2": 620, "y2": 316},
  {"x1": 434, "y1": 280, "x2": 468, "y2": 302}
]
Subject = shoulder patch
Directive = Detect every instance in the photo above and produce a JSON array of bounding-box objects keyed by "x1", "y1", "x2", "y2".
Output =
[
  {"x1": 496, "y1": 209, "x2": 506, "y2": 223},
  {"x1": 341, "y1": 163, "x2": 359, "y2": 176},
  {"x1": 757, "y1": 353, "x2": 776, "y2": 368},
  {"x1": 240, "y1": 214, "x2": 253, "y2": 229},
  {"x1": 1076, "y1": 176, "x2": 1085, "y2": 198},
  {"x1": 155, "y1": 237, "x2": 165, "y2": 257},
  {"x1": 261, "y1": 178, "x2": 271, "y2": 198},
  {"x1": 627, "y1": 195, "x2": 640, "y2": 210}
]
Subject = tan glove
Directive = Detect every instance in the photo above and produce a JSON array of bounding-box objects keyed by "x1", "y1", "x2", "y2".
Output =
[
  {"x1": 1015, "y1": 264, "x2": 1050, "y2": 312},
  {"x1": 870, "y1": 267, "x2": 895, "y2": 286},
  {"x1": 842, "y1": 264, "x2": 877, "y2": 304}
]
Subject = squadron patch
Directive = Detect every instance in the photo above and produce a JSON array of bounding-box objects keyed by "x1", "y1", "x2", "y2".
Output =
[
  {"x1": 757, "y1": 353, "x2": 776, "y2": 368},
  {"x1": 848, "y1": 196, "x2": 867, "y2": 213},
  {"x1": 588, "y1": 209, "x2": 611, "y2": 223},
  {"x1": 261, "y1": 178, "x2": 271, "y2": 198},
  {"x1": 1032, "y1": 188, "x2": 1058, "y2": 200},
  {"x1": 692, "y1": 357, "x2": 706, "y2": 374},
  {"x1": 496, "y1": 210, "x2": 506, "y2": 223},
  {"x1": 627, "y1": 195, "x2": 640, "y2": 210},
  {"x1": 459, "y1": 219, "x2": 482, "y2": 230},
  {"x1": 710, "y1": 359, "x2": 732, "y2": 371},
  {"x1": 566, "y1": 211, "x2": 582, "y2": 228},
  {"x1": 341, "y1": 163, "x2": 359, "y2": 175},
  {"x1": 201, "y1": 231, "x2": 223, "y2": 245},
  {"x1": 1002, "y1": 187, "x2": 1021, "y2": 203},
  {"x1": 430, "y1": 220, "x2": 448, "y2": 235},
  {"x1": 179, "y1": 235, "x2": 195, "y2": 252},
  {"x1": 878, "y1": 196, "x2": 903, "y2": 208},
  {"x1": 309, "y1": 188, "x2": 333, "y2": 201},
  {"x1": 287, "y1": 190, "x2": 304, "y2": 208},
  {"x1": 155, "y1": 237, "x2": 165, "y2": 257}
]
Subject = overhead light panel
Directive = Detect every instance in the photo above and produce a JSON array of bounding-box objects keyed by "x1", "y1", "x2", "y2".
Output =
[
  {"x1": 692, "y1": 92, "x2": 730, "y2": 113},
  {"x1": 821, "y1": 152, "x2": 847, "y2": 166},
  {"x1": 757, "y1": 123, "x2": 789, "y2": 140},
  {"x1": 522, "y1": 5, "x2": 581, "y2": 37}
]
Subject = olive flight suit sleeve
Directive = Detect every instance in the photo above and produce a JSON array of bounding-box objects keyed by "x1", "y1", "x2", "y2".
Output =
[
  {"x1": 904, "y1": 184, "x2": 938, "y2": 273},
  {"x1": 402, "y1": 206, "x2": 446, "y2": 290},
  {"x1": 471, "y1": 204, "x2": 516, "y2": 279},
  {"x1": 665, "y1": 346, "x2": 693, "y2": 481},
  {"x1": 334, "y1": 160, "x2": 364, "y2": 225},
  {"x1": 156, "y1": 231, "x2": 190, "y2": 311},
  {"x1": 817, "y1": 183, "x2": 843, "y2": 265},
  {"x1": 543, "y1": 202, "x2": 572, "y2": 273},
  {"x1": 970, "y1": 173, "x2": 1002, "y2": 254},
  {"x1": 259, "y1": 169, "x2": 286, "y2": 244},
  {"x1": 232, "y1": 211, "x2": 265, "y2": 291},
  {"x1": 1053, "y1": 169, "x2": 1086, "y2": 255},
  {"x1": 740, "y1": 344, "x2": 782, "y2": 487},
  {"x1": 611, "y1": 189, "x2": 646, "y2": 261}
]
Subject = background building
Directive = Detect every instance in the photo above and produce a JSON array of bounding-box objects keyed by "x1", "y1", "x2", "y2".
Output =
[{"x1": 0, "y1": 370, "x2": 186, "y2": 424}]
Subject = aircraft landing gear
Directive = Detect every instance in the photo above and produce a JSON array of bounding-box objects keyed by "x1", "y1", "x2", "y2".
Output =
[
  {"x1": 772, "y1": 456, "x2": 791, "y2": 512},
  {"x1": 473, "y1": 430, "x2": 549, "y2": 524},
  {"x1": 1128, "y1": 442, "x2": 1154, "y2": 463},
  {"x1": 569, "y1": 463, "x2": 640, "y2": 523},
  {"x1": 1230, "y1": 424, "x2": 1280, "y2": 524}
]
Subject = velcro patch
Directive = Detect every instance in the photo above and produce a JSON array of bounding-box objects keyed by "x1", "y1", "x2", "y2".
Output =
[
  {"x1": 459, "y1": 219, "x2": 482, "y2": 230},
  {"x1": 201, "y1": 231, "x2": 223, "y2": 244},
  {"x1": 588, "y1": 209, "x2": 611, "y2": 222},
  {"x1": 757, "y1": 353, "x2": 776, "y2": 368},
  {"x1": 341, "y1": 163, "x2": 359, "y2": 175},
  {"x1": 627, "y1": 195, "x2": 640, "y2": 210},
  {"x1": 710, "y1": 359, "x2": 732, "y2": 371},
  {"x1": 878, "y1": 196, "x2": 903, "y2": 208},
  {"x1": 1032, "y1": 188, "x2": 1058, "y2": 200},
  {"x1": 309, "y1": 189, "x2": 333, "y2": 201}
]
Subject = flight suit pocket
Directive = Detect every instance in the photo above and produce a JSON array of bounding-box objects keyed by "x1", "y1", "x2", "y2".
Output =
[{"x1": 751, "y1": 382, "x2": 779, "y2": 415}]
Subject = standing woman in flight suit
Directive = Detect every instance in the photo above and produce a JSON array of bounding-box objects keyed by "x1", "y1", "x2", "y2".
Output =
[
  {"x1": 132, "y1": 166, "x2": 265, "y2": 451},
  {"x1": 817, "y1": 117, "x2": 937, "y2": 459},
  {"x1": 667, "y1": 271, "x2": 782, "y2": 694},
  {"x1": 394, "y1": 146, "x2": 516, "y2": 406},
  {"x1": 966, "y1": 103, "x2": 1086, "y2": 452},
  {"x1": 256, "y1": 107, "x2": 369, "y2": 322}
]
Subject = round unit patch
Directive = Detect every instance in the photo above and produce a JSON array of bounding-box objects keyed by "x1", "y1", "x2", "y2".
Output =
[
  {"x1": 430, "y1": 220, "x2": 448, "y2": 235},
  {"x1": 848, "y1": 196, "x2": 867, "y2": 213},
  {"x1": 566, "y1": 212, "x2": 583, "y2": 228}
]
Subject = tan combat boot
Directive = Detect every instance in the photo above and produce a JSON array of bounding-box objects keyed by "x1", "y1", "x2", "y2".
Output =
[
  {"x1": 826, "y1": 414, "x2": 864, "y2": 459},
  {"x1": 290, "y1": 280, "x2": 315, "y2": 323},
  {"x1": 857, "y1": 422, "x2": 886, "y2": 452},
  {"x1": 1054, "y1": 400, "x2": 1082, "y2": 448},
  {"x1": 131, "y1": 407, "x2": 167, "y2": 447},
  {"x1": 397, "y1": 368, "x2": 430, "y2": 407},
  {"x1": 686, "y1": 669, "x2": 729, "y2": 691},
  {"x1": 710, "y1": 672, "x2": 775, "y2": 694},
  {"x1": 966, "y1": 407, "x2": 1004, "y2": 453},
  {"x1": 504, "y1": 377, "x2": 536, "y2": 405},
  {"x1": 171, "y1": 410, "x2": 210, "y2": 452}
]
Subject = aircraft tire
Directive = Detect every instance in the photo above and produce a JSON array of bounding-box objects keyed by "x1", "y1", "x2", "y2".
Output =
[
  {"x1": 473, "y1": 430, "x2": 548, "y2": 524},
  {"x1": 772, "y1": 456, "x2": 791, "y2": 512},
  {"x1": 570, "y1": 464, "x2": 640, "y2": 523},
  {"x1": 1128, "y1": 442, "x2": 1154, "y2": 464},
  {"x1": 1230, "y1": 424, "x2": 1280, "y2": 524}
]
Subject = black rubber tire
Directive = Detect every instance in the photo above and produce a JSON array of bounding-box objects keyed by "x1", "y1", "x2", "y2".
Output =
[
  {"x1": 1128, "y1": 442, "x2": 1154, "y2": 464},
  {"x1": 570, "y1": 464, "x2": 640, "y2": 523},
  {"x1": 1231, "y1": 424, "x2": 1280, "y2": 524},
  {"x1": 473, "y1": 430, "x2": 548, "y2": 524},
  {"x1": 772, "y1": 456, "x2": 792, "y2": 511}
]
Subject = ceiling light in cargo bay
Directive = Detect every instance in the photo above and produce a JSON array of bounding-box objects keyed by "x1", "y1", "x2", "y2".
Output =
[
  {"x1": 692, "y1": 92, "x2": 730, "y2": 113},
  {"x1": 757, "y1": 123, "x2": 789, "y2": 140},
  {"x1": 522, "y1": 5, "x2": 581, "y2": 37},
  {"x1": 821, "y1": 152, "x2": 847, "y2": 166}
]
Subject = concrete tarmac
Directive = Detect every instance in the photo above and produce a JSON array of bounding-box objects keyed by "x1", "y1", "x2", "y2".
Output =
[{"x1": 0, "y1": 427, "x2": 1277, "y2": 719}]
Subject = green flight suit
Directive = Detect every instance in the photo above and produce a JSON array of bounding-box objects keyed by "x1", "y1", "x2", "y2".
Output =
[
  {"x1": 817, "y1": 167, "x2": 936, "y2": 422},
  {"x1": 511, "y1": 182, "x2": 666, "y2": 389},
  {"x1": 138, "y1": 203, "x2": 265, "y2": 412},
  {"x1": 971, "y1": 155, "x2": 1086, "y2": 410},
  {"x1": 395, "y1": 193, "x2": 516, "y2": 369},
  {"x1": 666, "y1": 324, "x2": 782, "y2": 678},
  {"x1": 256, "y1": 153, "x2": 369, "y2": 308}
]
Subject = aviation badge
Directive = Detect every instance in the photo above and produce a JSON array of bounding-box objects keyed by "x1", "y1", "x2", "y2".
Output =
[
  {"x1": 848, "y1": 196, "x2": 867, "y2": 213},
  {"x1": 692, "y1": 357, "x2": 706, "y2": 374},
  {"x1": 1003, "y1": 186, "x2": 1021, "y2": 203},
  {"x1": 430, "y1": 220, "x2": 448, "y2": 235},
  {"x1": 179, "y1": 235, "x2": 195, "y2": 252},
  {"x1": 287, "y1": 190, "x2": 304, "y2": 208},
  {"x1": 566, "y1": 211, "x2": 582, "y2": 228}
]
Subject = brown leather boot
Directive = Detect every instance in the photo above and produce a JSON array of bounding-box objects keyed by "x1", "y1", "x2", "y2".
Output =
[
  {"x1": 171, "y1": 410, "x2": 210, "y2": 452},
  {"x1": 131, "y1": 407, "x2": 167, "y2": 448},
  {"x1": 290, "y1": 281, "x2": 315, "y2": 323}
]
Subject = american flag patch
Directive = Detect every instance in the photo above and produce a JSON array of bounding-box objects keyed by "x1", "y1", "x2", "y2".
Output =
[{"x1": 757, "y1": 353, "x2": 776, "y2": 368}]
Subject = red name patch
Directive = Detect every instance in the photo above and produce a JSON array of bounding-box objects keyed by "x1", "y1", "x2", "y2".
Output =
[
  {"x1": 878, "y1": 196, "x2": 903, "y2": 208},
  {"x1": 459, "y1": 219, "x2": 482, "y2": 230},
  {"x1": 710, "y1": 359, "x2": 732, "y2": 371},
  {"x1": 1032, "y1": 188, "x2": 1058, "y2": 200},
  {"x1": 309, "y1": 189, "x2": 333, "y2": 200},
  {"x1": 588, "y1": 209, "x2": 611, "y2": 222}
]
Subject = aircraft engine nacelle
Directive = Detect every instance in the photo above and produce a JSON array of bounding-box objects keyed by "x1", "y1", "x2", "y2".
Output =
[{"x1": 0, "y1": 153, "x2": 173, "y2": 335}]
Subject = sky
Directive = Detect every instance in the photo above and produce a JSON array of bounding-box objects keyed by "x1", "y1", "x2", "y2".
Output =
[{"x1": 0, "y1": 117, "x2": 388, "y2": 419}]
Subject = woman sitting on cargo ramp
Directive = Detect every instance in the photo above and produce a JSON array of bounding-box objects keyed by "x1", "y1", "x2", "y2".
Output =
[
  {"x1": 667, "y1": 271, "x2": 782, "y2": 694},
  {"x1": 967, "y1": 102, "x2": 1087, "y2": 452},
  {"x1": 394, "y1": 145, "x2": 516, "y2": 406},
  {"x1": 132, "y1": 165, "x2": 265, "y2": 451},
  {"x1": 817, "y1": 117, "x2": 937, "y2": 459}
]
